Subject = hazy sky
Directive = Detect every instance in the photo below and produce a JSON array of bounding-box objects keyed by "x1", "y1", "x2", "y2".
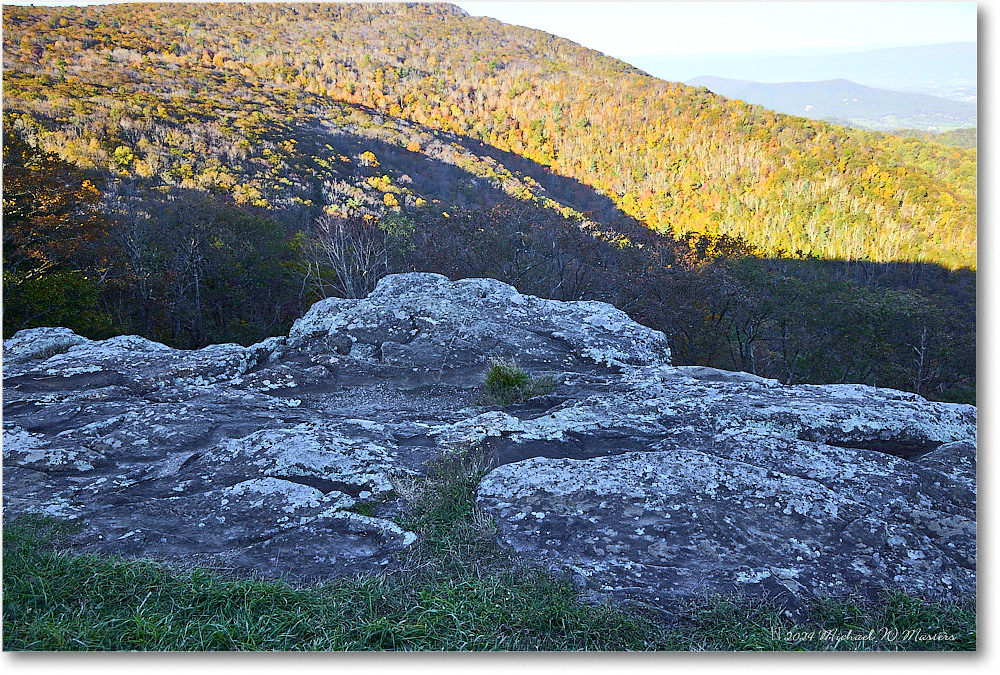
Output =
[
  {"x1": 4, "y1": 1, "x2": 979, "y2": 59},
  {"x1": 454, "y1": 2, "x2": 977, "y2": 58}
]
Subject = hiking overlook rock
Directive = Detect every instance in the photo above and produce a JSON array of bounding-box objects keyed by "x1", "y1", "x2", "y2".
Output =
[{"x1": 2, "y1": 273, "x2": 976, "y2": 613}]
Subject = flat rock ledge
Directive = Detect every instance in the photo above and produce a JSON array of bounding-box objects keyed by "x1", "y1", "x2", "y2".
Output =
[{"x1": 2, "y1": 273, "x2": 976, "y2": 612}]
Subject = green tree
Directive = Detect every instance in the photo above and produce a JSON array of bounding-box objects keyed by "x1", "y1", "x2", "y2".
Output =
[{"x1": 2, "y1": 118, "x2": 113, "y2": 337}]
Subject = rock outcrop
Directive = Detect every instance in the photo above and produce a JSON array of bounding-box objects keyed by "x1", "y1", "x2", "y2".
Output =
[{"x1": 2, "y1": 273, "x2": 976, "y2": 610}]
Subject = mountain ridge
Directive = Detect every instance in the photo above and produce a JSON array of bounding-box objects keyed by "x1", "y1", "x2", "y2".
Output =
[
  {"x1": 635, "y1": 41, "x2": 976, "y2": 100},
  {"x1": 0, "y1": 2, "x2": 978, "y2": 405},
  {"x1": 687, "y1": 75, "x2": 977, "y2": 131},
  {"x1": 1, "y1": 2, "x2": 977, "y2": 269}
]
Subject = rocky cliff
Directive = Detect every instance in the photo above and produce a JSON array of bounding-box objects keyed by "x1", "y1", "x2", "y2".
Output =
[{"x1": 2, "y1": 273, "x2": 976, "y2": 613}]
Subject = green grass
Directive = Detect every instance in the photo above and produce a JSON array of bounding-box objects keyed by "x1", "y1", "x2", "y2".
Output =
[
  {"x1": 668, "y1": 592, "x2": 975, "y2": 651},
  {"x1": 2, "y1": 453, "x2": 976, "y2": 651},
  {"x1": 479, "y1": 359, "x2": 556, "y2": 406},
  {"x1": 1, "y1": 456, "x2": 666, "y2": 651}
]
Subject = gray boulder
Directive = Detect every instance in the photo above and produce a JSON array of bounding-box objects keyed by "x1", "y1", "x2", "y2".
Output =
[
  {"x1": 285, "y1": 272, "x2": 672, "y2": 370},
  {"x1": 2, "y1": 273, "x2": 975, "y2": 611}
]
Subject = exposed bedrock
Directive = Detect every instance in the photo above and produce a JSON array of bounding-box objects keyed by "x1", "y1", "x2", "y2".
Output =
[{"x1": 2, "y1": 273, "x2": 975, "y2": 608}]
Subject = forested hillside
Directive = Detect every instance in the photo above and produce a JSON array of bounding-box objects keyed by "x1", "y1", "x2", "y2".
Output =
[
  {"x1": 2, "y1": 1, "x2": 976, "y2": 267},
  {"x1": 1, "y1": 2, "x2": 976, "y2": 402}
]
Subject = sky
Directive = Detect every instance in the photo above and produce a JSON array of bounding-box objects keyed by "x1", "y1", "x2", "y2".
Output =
[
  {"x1": 5, "y1": 2, "x2": 979, "y2": 60},
  {"x1": 454, "y1": 1, "x2": 977, "y2": 58}
]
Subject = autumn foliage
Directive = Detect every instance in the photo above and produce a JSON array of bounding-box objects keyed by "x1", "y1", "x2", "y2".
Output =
[
  {"x1": 0, "y1": 3, "x2": 976, "y2": 402},
  {"x1": 1, "y1": 2, "x2": 976, "y2": 268}
]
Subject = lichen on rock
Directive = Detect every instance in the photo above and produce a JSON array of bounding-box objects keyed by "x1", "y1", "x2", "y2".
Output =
[{"x1": 2, "y1": 273, "x2": 975, "y2": 608}]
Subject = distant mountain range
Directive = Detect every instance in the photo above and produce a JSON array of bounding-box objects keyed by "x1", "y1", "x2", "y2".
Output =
[
  {"x1": 634, "y1": 42, "x2": 977, "y2": 102},
  {"x1": 686, "y1": 76, "x2": 977, "y2": 132}
]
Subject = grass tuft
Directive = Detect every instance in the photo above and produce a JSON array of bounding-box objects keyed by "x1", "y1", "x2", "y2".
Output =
[
  {"x1": 479, "y1": 358, "x2": 555, "y2": 406},
  {"x1": 395, "y1": 444, "x2": 509, "y2": 576},
  {"x1": 34, "y1": 343, "x2": 74, "y2": 360}
]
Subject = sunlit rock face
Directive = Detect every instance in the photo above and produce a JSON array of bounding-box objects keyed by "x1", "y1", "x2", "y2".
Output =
[{"x1": 3, "y1": 273, "x2": 975, "y2": 609}]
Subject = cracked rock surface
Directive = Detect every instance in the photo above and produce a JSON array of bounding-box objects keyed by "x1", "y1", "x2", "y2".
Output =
[{"x1": 2, "y1": 273, "x2": 976, "y2": 608}]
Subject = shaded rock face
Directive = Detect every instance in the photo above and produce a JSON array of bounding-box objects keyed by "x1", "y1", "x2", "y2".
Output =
[{"x1": 2, "y1": 273, "x2": 976, "y2": 610}]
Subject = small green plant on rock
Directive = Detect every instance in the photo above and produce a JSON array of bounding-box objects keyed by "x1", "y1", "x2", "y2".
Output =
[
  {"x1": 480, "y1": 358, "x2": 555, "y2": 406},
  {"x1": 30, "y1": 343, "x2": 74, "y2": 361}
]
